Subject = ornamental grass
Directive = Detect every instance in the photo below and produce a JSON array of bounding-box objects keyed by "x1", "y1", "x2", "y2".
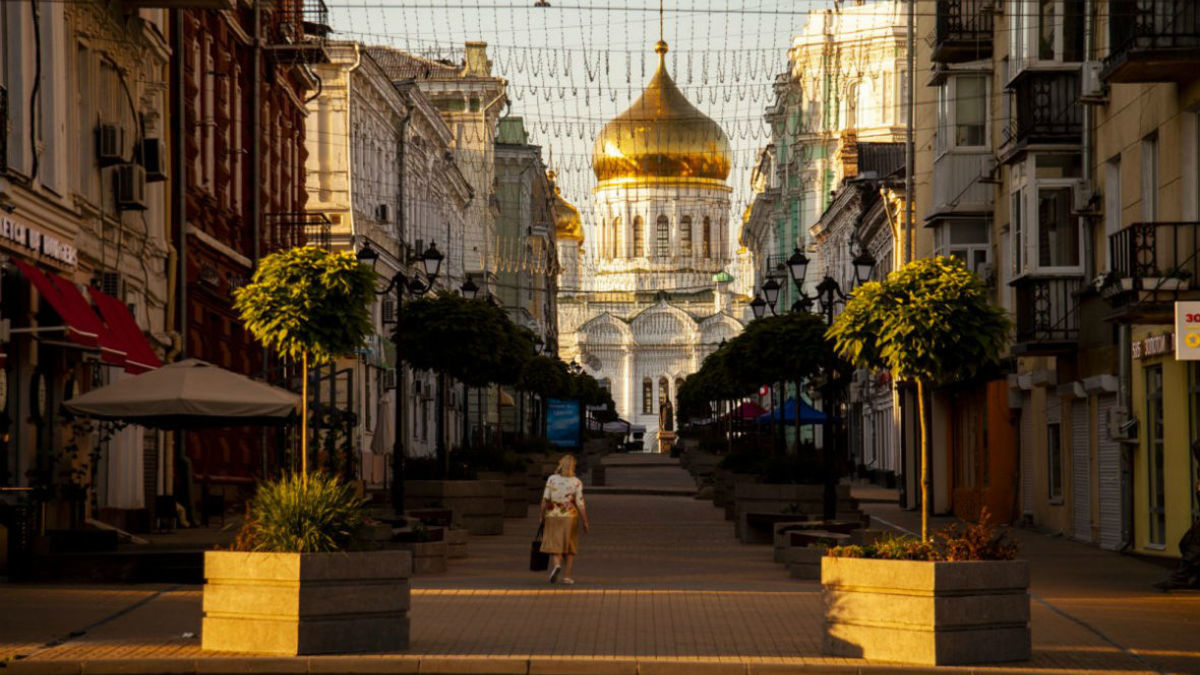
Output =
[{"x1": 234, "y1": 472, "x2": 366, "y2": 553}]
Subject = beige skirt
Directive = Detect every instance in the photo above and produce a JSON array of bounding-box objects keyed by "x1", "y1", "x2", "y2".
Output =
[{"x1": 540, "y1": 514, "x2": 579, "y2": 555}]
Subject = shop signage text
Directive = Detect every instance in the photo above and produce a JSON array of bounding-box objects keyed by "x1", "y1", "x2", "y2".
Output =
[
  {"x1": 1132, "y1": 332, "x2": 1174, "y2": 360},
  {"x1": 1176, "y1": 302, "x2": 1200, "y2": 361},
  {"x1": 0, "y1": 213, "x2": 77, "y2": 267}
]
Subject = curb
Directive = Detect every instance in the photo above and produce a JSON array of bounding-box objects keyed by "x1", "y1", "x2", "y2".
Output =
[{"x1": 0, "y1": 656, "x2": 1155, "y2": 675}]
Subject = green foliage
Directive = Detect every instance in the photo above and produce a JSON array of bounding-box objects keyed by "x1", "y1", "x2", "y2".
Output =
[
  {"x1": 517, "y1": 356, "x2": 572, "y2": 398},
  {"x1": 569, "y1": 370, "x2": 615, "y2": 409},
  {"x1": 395, "y1": 293, "x2": 533, "y2": 386},
  {"x1": 234, "y1": 472, "x2": 366, "y2": 553},
  {"x1": 724, "y1": 312, "x2": 831, "y2": 390},
  {"x1": 233, "y1": 247, "x2": 376, "y2": 364},
  {"x1": 827, "y1": 256, "x2": 1011, "y2": 385},
  {"x1": 828, "y1": 513, "x2": 1019, "y2": 561}
]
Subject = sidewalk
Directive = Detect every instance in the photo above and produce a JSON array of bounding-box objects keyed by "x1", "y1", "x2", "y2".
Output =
[{"x1": 1, "y1": 460, "x2": 1197, "y2": 674}]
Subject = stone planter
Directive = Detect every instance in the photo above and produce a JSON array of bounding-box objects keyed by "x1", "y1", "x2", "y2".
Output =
[
  {"x1": 202, "y1": 550, "x2": 411, "y2": 655},
  {"x1": 445, "y1": 527, "x2": 469, "y2": 559},
  {"x1": 734, "y1": 483, "x2": 861, "y2": 543},
  {"x1": 478, "y1": 471, "x2": 531, "y2": 519},
  {"x1": 591, "y1": 464, "x2": 606, "y2": 486},
  {"x1": 395, "y1": 540, "x2": 447, "y2": 574},
  {"x1": 821, "y1": 557, "x2": 1031, "y2": 665},
  {"x1": 404, "y1": 480, "x2": 504, "y2": 536}
]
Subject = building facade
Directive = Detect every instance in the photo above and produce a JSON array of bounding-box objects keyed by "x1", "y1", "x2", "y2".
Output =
[{"x1": 558, "y1": 40, "x2": 744, "y2": 449}]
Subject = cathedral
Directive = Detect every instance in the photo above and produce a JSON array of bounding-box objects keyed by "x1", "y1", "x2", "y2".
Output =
[{"x1": 556, "y1": 38, "x2": 745, "y2": 450}]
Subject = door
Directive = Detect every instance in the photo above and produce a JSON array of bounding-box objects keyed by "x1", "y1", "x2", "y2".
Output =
[
  {"x1": 1020, "y1": 392, "x2": 1034, "y2": 517},
  {"x1": 1097, "y1": 394, "x2": 1123, "y2": 551},
  {"x1": 1070, "y1": 398, "x2": 1092, "y2": 542}
]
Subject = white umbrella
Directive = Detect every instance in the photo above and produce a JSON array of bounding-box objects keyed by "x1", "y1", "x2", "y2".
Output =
[{"x1": 64, "y1": 358, "x2": 299, "y2": 429}]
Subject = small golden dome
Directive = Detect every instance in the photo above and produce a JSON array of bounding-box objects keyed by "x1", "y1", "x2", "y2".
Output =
[
  {"x1": 592, "y1": 41, "x2": 731, "y2": 186},
  {"x1": 549, "y1": 171, "x2": 583, "y2": 242}
]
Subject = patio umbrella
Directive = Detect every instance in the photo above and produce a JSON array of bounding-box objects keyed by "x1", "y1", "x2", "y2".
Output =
[
  {"x1": 63, "y1": 358, "x2": 300, "y2": 429},
  {"x1": 755, "y1": 397, "x2": 829, "y2": 425}
]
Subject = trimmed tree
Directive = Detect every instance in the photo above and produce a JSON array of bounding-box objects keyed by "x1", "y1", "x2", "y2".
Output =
[
  {"x1": 827, "y1": 256, "x2": 1010, "y2": 540},
  {"x1": 233, "y1": 246, "x2": 376, "y2": 480}
]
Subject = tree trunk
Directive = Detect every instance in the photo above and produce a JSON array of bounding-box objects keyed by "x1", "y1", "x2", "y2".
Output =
[
  {"x1": 918, "y1": 378, "x2": 929, "y2": 541},
  {"x1": 301, "y1": 352, "x2": 308, "y2": 485}
]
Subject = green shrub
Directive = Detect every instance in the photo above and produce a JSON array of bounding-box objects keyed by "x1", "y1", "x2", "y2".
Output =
[
  {"x1": 234, "y1": 472, "x2": 365, "y2": 553},
  {"x1": 827, "y1": 512, "x2": 1018, "y2": 562}
]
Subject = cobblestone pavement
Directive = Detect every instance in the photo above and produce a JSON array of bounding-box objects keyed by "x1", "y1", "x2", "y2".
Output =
[{"x1": 1, "y1": 455, "x2": 1198, "y2": 674}]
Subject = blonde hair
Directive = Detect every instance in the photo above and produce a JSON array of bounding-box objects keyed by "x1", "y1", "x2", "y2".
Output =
[{"x1": 555, "y1": 454, "x2": 577, "y2": 478}]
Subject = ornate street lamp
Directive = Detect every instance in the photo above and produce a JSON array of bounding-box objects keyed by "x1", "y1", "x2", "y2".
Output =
[
  {"x1": 787, "y1": 247, "x2": 809, "y2": 288},
  {"x1": 750, "y1": 294, "x2": 767, "y2": 320},
  {"x1": 421, "y1": 241, "x2": 444, "y2": 280},
  {"x1": 852, "y1": 249, "x2": 877, "y2": 286},
  {"x1": 761, "y1": 278, "x2": 781, "y2": 314},
  {"x1": 461, "y1": 278, "x2": 479, "y2": 300}
]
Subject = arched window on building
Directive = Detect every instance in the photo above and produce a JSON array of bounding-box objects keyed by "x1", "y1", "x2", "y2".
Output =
[
  {"x1": 610, "y1": 216, "x2": 621, "y2": 258},
  {"x1": 642, "y1": 377, "x2": 653, "y2": 414},
  {"x1": 632, "y1": 216, "x2": 644, "y2": 257},
  {"x1": 702, "y1": 217, "x2": 712, "y2": 257},
  {"x1": 846, "y1": 81, "x2": 860, "y2": 130},
  {"x1": 658, "y1": 376, "x2": 669, "y2": 407},
  {"x1": 675, "y1": 378, "x2": 685, "y2": 402},
  {"x1": 680, "y1": 216, "x2": 693, "y2": 257},
  {"x1": 655, "y1": 215, "x2": 670, "y2": 258}
]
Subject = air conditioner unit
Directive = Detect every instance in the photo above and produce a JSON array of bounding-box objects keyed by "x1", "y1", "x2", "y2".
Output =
[
  {"x1": 139, "y1": 138, "x2": 167, "y2": 182},
  {"x1": 375, "y1": 204, "x2": 390, "y2": 222},
  {"x1": 1079, "y1": 60, "x2": 1107, "y2": 104},
  {"x1": 1106, "y1": 406, "x2": 1137, "y2": 441},
  {"x1": 381, "y1": 297, "x2": 397, "y2": 324},
  {"x1": 114, "y1": 163, "x2": 147, "y2": 211},
  {"x1": 1072, "y1": 180, "x2": 1096, "y2": 212},
  {"x1": 96, "y1": 124, "x2": 126, "y2": 166},
  {"x1": 382, "y1": 368, "x2": 398, "y2": 391},
  {"x1": 93, "y1": 271, "x2": 123, "y2": 299}
]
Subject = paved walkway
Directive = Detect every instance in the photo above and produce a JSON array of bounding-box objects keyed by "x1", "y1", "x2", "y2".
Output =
[{"x1": 1, "y1": 455, "x2": 1198, "y2": 674}]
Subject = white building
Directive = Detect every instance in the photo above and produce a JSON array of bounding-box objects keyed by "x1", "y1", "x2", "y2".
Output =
[{"x1": 557, "y1": 40, "x2": 744, "y2": 449}]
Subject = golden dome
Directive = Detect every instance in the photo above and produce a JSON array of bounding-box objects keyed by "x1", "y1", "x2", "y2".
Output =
[
  {"x1": 549, "y1": 171, "x2": 583, "y2": 242},
  {"x1": 592, "y1": 41, "x2": 731, "y2": 186}
]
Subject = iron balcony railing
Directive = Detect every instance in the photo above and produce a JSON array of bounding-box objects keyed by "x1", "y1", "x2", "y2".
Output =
[
  {"x1": 933, "y1": 0, "x2": 994, "y2": 63},
  {"x1": 266, "y1": 0, "x2": 330, "y2": 64},
  {"x1": 263, "y1": 212, "x2": 332, "y2": 254},
  {"x1": 1109, "y1": 221, "x2": 1200, "y2": 291},
  {"x1": 1109, "y1": 0, "x2": 1200, "y2": 58},
  {"x1": 1012, "y1": 276, "x2": 1082, "y2": 351},
  {"x1": 1004, "y1": 70, "x2": 1083, "y2": 148}
]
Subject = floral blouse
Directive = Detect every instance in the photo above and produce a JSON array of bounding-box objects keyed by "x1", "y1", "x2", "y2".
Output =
[{"x1": 542, "y1": 474, "x2": 585, "y2": 517}]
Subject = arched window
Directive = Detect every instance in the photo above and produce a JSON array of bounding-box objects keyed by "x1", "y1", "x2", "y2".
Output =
[
  {"x1": 846, "y1": 81, "x2": 860, "y2": 130},
  {"x1": 655, "y1": 215, "x2": 670, "y2": 258},
  {"x1": 658, "y1": 376, "x2": 670, "y2": 407},
  {"x1": 680, "y1": 216, "x2": 693, "y2": 257},
  {"x1": 702, "y1": 217, "x2": 712, "y2": 257},
  {"x1": 642, "y1": 378, "x2": 653, "y2": 414},
  {"x1": 609, "y1": 216, "x2": 621, "y2": 258},
  {"x1": 632, "y1": 216, "x2": 644, "y2": 257},
  {"x1": 675, "y1": 378, "x2": 685, "y2": 401}
]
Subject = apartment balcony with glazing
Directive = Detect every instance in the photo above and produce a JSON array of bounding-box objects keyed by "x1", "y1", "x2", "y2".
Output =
[
  {"x1": 1102, "y1": 0, "x2": 1200, "y2": 83},
  {"x1": 932, "y1": 0, "x2": 995, "y2": 64},
  {"x1": 1011, "y1": 275, "x2": 1083, "y2": 355},
  {"x1": 1001, "y1": 70, "x2": 1083, "y2": 158},
  {"x1": 1104, "y1": 221, "x2": 1200, "y2": 323}
]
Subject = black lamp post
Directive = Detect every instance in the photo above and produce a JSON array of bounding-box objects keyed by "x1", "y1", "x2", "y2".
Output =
[
  {"x1": 789, "y1": 244, "x2": 875, "y2": 520},
  {"x1": 761, "y1": 278, "x2": 781, "y2": 316},
  {"x1": 461, "y1": 278, "x2": 479, "y2": 300},
  {"x1": 356, "y1": 239, "x2": 443, "y2": 516},
  {"x1": 750, "y1": 294, "x2": 767, "y2": 320}
]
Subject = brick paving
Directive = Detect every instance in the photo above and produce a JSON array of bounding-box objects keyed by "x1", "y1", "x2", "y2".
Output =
[{"x1": 1, "y1": 456, "x2": 1198, "y2": 673}]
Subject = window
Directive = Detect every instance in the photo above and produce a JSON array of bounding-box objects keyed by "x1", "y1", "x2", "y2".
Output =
[
  {"x1": 1105, "y1": 156, "x2": 1121, "y2": 239},
  {"x1": 1142, "y1": 134, "x2": 1158, "y2": 222},
  {"x1": 1037, "y1": 187, "x2": 1078, "y2": 267},
  {"x1": 1146, "y1": 365, "x2": 1165, "y2": 546},
  {"x1": 680, "y1": 216, "x2": 693, "y2": 257},
  {"x1": 656, "y1": 215, "x2": 670, "y2": 258},
  {"x1": 1011, "y1": 156, "x2": 1082, "y2": 275},
  {"x1": 1047, "y1": 422, "x2": 1063, "y2": 502},
  {"x1": 632, "y1": 216, "x2": 644, "y2": 257},
  {"x1": 610, "y1": 217, "x2": 621, "y2": 258},
  {"x1": 642, "y1": 378, "x2": 653, "y2": 414},
  {"x1": 1011, "y1": 190, "x2": 1025, "y2": 276},
  {"x1": 935, "y1": 220, "x2": 990, "y2": 276},
  {"x1": 1011, "y1": 0, "x2": 1084, "y2": 67},
  {"x1": 675, "y1": 378, "x2": 684, "y2": 402},
  {"x1": 937, "y1": 75, "x2": 988, "y2": 153},
  {"x1": 702, "y1": 217, "x2": 712, "y2": 258},
  {"x1": 658, "y1": 377, "x2": 669, "y2": 407}
]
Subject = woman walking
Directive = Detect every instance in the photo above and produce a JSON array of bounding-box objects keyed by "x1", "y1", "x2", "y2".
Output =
[{"x1": 540, "y1": 454, "x2": 590, "y2": 584}]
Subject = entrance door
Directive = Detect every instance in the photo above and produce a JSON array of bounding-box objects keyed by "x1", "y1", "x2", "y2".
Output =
[
  {"x1": 1070, "y1": 398, "x2": 1092, "y2": 542},
  {"x1": 1097, "y1": 394, "x2": 1122, "y2": 551}
]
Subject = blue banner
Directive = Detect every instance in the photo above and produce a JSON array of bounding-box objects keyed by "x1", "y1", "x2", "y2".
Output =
[{"x1": 546, "y1": 398, "x2": 582, "y2": 449}]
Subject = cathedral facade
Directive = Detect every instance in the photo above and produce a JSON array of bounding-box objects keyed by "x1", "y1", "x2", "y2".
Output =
[{"x1": 556, "y1": 40, "x2": 744, "y2": 449}]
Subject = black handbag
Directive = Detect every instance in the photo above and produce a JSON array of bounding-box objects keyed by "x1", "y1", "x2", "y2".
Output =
[{"x1": 530, "y1": 523, "x2": 549, "y2": 571}]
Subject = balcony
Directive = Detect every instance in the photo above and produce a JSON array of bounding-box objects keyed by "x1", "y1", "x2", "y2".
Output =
[
  {"x1": 1102, "y1": 0, "x2": 1200, "y2": 83},
  {"x1": 1002, "y1": 70, "x2": 1083, "y2": 157},
  {"x1": 932, "y1": 0, "x2": 994, "y2": 64},
  {"x1": 265, "y1": 0, "x2": 331, "y2": 66},
  {"x1": 1105, "y1": 221, "x2": 1200, "y2": 323},
  {"x1": 1011, "y1": 276, "x2": 1082, "y2": 355},
  {"x1": 929, "y1": 152, "x2": 995, "y2": 219},
  {"x1": 263, "y1": 212, "x2": 332, "y2": 255}
]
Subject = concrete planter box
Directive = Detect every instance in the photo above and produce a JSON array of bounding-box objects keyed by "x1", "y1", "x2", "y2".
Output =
[
  {"x1": 734, "y1": 483, "x2": 860, "y2": 543},
  {"x1": 445, "y1": 527, "x2": 469, "y2": 559},
  {"x1": 202, "y1": 550, "x2": 411, "y2": 655},
  {"x1": 821, "y1": 557, "x2": 1031, "y2": 665},
  {"x1": 404, "y1": 480, "x2": 504, "y2": 536},
  {"x1": 785, "y1": 545, "x2": 826, "y2": 579},
  {"x1": 396, "y1": 540, "x2": 447, "y2": 574},
  {"x1": 478, "y1": 471, "x2": 531, "y2": 519}
]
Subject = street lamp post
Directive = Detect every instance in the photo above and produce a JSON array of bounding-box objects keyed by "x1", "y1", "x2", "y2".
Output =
[
  {"x1": 356, "y1": 239, "x2": 443, "y2": 516},
  {"x1": 788, "y1": 245, "x2": 875, "y2": 520}
]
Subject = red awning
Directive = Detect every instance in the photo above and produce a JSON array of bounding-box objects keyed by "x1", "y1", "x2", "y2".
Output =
[
  {"x1": 725, "y1": 400, "x2": 769, "y2": 420},
  {"x1": 49, "y1": 274, "x2": 127, "y2": 366},
  {"x1": 10, "y1": 258, "x2": 129, "y2": 369},
  {"x1": 88, "y1": 287, "x2": 162, "y2": 374}
]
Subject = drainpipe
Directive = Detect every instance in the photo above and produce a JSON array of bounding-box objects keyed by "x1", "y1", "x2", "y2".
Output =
[
  {"x1": 169, "y1": 7, "x2": 189, "y2": 513},
  {"x1": 251, "y1": 1, "x2": 262, "y2": 269}
]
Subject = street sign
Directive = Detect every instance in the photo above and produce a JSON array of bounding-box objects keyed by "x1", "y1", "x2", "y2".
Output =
[{"x1": 1176, "y1": 302, "x2": 1200, "y2": 360}]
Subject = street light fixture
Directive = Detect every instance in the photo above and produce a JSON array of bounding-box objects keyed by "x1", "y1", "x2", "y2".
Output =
[
  {"x1": 461, "y1": 278, "x2": 479, "y2": 300},
  {"x1": 761, "y1": 278, "x2": 781, "y2": 313},
  {"x1": 421, "y1": 241, "x2": 444, "y2": 280},
  {"x1": 534, "y1": 335, "x2": 545, "y2": 354},
  {"x1": 750, "y1": 294, "x2": 767, "y2": 320},
  {"x1": 852, "y1": 249, "x2": 877, "y2": 286},
  {"x1": 787, "y1": 247, "x2": 809, "y2": 287}
]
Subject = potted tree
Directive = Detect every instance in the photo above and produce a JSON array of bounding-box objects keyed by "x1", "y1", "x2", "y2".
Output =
[
  {"x1": 202, "y1": 473, "x2": 412, "y2": 654},
  {"x1": 825, "y1": 256, "x2": 1022, "y2": 665}
]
